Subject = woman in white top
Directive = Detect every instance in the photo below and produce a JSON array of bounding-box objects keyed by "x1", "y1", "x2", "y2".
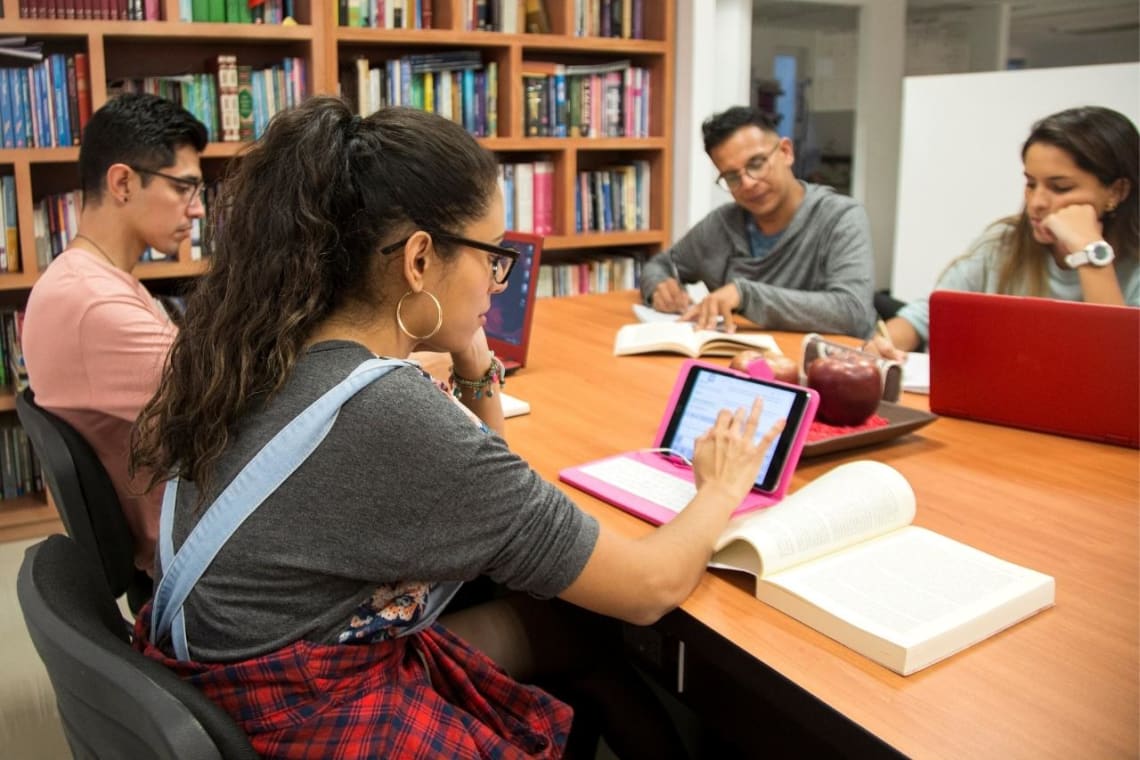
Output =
[{"x1": 874, "y1": 105, "x2": 1137, "y2": 357}]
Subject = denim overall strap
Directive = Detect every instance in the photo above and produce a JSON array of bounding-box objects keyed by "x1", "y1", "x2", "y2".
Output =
[{"x1": 152, "y1": 358, "x2": 410, "y2": 662}]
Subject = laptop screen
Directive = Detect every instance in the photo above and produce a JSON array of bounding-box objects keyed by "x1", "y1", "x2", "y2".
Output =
[{"x1": 485, "y1": 232, "x2": 542, "y2": 370}]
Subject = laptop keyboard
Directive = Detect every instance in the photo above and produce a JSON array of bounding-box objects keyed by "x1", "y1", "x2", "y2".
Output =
[{"x1": 578, "y1": 457, "x2": 697, "y2": 515}]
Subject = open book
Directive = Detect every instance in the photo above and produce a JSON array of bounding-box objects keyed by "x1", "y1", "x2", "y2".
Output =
[
  {"x1": 712, "y1": 461, "x2": 1055, "y2": 675},
  {"x1": 614, "y1": 322, "x2": 780, "y2": 358}
]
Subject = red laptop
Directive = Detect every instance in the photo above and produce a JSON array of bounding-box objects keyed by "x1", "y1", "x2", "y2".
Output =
[
  {"x1": 486, "y1": 231, "x2": 543, "y2": 374},
  {"x1": 929, "y1": 291, "x2": 1139, "y2": 448}
]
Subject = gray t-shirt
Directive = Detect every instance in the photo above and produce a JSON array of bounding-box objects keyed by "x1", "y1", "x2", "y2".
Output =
[
  {"x1": 161, "y1": 341, "x2": 599, "y2": 662},
  {"x1": 639, "y1": 181, "x2": 877, "y2": 338}
]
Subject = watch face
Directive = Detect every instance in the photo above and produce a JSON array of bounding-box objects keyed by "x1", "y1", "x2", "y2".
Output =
[{"x1": 1088, "y1": 243, "x2": 1114, "y2": 266}]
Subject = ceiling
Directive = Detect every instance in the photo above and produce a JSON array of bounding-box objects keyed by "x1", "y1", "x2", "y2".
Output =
[{"x1": 754, "y1": 1, "x2": 1140, "y2": 41}]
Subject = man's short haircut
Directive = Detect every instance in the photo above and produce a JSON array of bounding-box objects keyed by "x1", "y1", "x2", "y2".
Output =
[
  {"x1": 701, "y1": 106, "x2": 779, "y2": 154},
  {"x1": 79, "y1": 93, "x2": 208, "y2": 203}
]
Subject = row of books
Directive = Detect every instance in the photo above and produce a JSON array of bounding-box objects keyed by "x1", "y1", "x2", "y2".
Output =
[
  {"x1": 522, "y1": 60, "x2": 651, "y2": 138},
  {"x1": 18, "y1": 0, "x2": 156, "y2": 19},
  {"x1": 182, "y1": 0, "x2": 296, "y2": 23},
  {"x1": 0, "y1": 53, "x2": 93, "y2": 149},
  {"x1": 31, "y1": 184, "x2": 217, "y2": 272},
  {"x1": 0, "y1": 176, "x2": 19, "y2": 273},
  {"x1": 110, "y1": 55, "x2": 307, "y2": 144},
  {"x1": 338, "y1": 0, "x2": 430, "y2": 29},
  {"x1": 462, "y1": 0, "x2": 547, "y2": 33},
  {"x1": 0, "y1": 423, "x2": 40, "y2": 502},
  {"x1": 535, "y1": 257, "x2": 640, "y2": 298},
  {"x1": 346, "y1": 52, "x2": 498, "y2": 137},
  {"x1": 0, "y1": 310, "x2": 27, "y2": 393},
  {"x1": 572, "y1": 0, "x2": 645, "y2": 39},
  {"x1": 575, "y1": 161, "x2": 650, "y2": 233},
  {"x1": 500, "y1": 161, "x2": 554, "y2": 237}
]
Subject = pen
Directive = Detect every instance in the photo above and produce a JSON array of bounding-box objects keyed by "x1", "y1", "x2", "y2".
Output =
[
  {"x1": 666, "y1": 250, "x2": 681, "y2": 283},
  {"x1": 875, "y1": 319, "x2": 893, "y2": 346}
]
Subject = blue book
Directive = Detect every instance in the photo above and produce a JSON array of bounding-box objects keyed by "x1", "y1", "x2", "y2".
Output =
[
  {"x1": 11, "y1": 68, "x2": 27, "y2": 149},
  {"x1": 251, "y1": 70, "x2": 266, "y2": 137},
  {"x1": 34, "y1": 63, "x2": 51, "y2": 148},
  {"x1": 473, "y1": 71, "x2": 485, "y2": 137},
  {"x1": 461, "y1": 68, "x2": 475, "y2": 133},
  {"x1": 0, "y1": 68, "x2": 14, "y2": 149},
  {"x1": 51, "y1": 55, "x2": 72, "y2": 149},
  {"x1": 553, "y1": 68, "x2": 567, "y2": 137},
  {"x1": 502, "y1": 164, "x2": 514, "y2": 230}
]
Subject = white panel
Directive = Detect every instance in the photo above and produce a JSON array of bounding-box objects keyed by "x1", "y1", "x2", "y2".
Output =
[{"x1": 890, "y1": 62, "x2": 1140, "y2": 303}]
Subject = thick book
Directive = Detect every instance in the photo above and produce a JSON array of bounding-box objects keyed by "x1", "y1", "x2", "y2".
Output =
[
  {"x1": 711, "y1": 460, "x2": 1055, "y2": 675},
  {"x1": 613, "y1": 322, "x2": 779, "y2": 358}
]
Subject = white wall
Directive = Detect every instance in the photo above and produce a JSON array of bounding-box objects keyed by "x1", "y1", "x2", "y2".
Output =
[
  {"x1": 891, "y1": 62, "x2": 1140, "y2": 303},
  {"x1": 671, "y1": 0, "x2": 753, "y2": 239},
  {"x1": 850, "y1": 0, "x2": 905, "y2": 289}
]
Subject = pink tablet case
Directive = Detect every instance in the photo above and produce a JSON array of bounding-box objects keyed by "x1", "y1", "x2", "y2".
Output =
[{"x1": 559, "y1": 359, "x2": 819, "y2": 525}]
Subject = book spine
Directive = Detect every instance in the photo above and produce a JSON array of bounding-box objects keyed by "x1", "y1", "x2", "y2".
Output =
[
  {"x1": 0, "y1": 69, "x2": 13, "y2": 150},
  {"x1": 3, "y1": 176, "x2": 19, "y2": 273},
  {"x1": 73, "y1": 52, "x2": 91, "y2": 138},
  {"x1": 65, "y1": 54, "x2": 80, "y2": 145}
]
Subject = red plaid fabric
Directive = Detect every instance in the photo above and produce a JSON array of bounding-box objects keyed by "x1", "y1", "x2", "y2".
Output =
[{"x1": 134, "y1": 608, "x2": 572, "y2": 759}]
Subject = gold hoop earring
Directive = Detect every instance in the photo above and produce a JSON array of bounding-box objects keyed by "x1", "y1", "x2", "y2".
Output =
[
  {"x1": 1105, "y1": 200, "x2": 1117, "y2": 213},
  {"x1": 395, "y1": 290, "x2": 443, "y2": 341}
]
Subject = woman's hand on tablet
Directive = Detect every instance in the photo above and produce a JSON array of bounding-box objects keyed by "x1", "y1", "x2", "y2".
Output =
[{"x1": 691, "y1": 398, "x2": 785, "y2": 501}]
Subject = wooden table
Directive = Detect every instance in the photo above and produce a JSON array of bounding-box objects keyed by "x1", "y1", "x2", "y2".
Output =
[{"x1": 502, "y1": 291, "x2": 1139, "y2": 759}]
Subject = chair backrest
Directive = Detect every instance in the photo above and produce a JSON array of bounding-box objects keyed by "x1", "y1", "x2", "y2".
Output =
[
  {"x1": 17, "y1": 534, "x2": 258, "y2": 760},
  {"x1": 15, "y1": 388, "x2": 152, "y2": 611}
]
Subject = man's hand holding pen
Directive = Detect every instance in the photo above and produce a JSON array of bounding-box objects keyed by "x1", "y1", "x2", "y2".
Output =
[{"x1": 651, "y1": 278, "x2": 693, "y2": 313}]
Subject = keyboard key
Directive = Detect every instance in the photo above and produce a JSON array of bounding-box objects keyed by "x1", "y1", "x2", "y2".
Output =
[{"x1": 578, "y1": 457, "x2": 696, "y2": 514}]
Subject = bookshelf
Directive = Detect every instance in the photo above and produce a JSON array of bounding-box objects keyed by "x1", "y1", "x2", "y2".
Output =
[{"x1": 0, "y1": 0, "x2": 673, "y2": 532}]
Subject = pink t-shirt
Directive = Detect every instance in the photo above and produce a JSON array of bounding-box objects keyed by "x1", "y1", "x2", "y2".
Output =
[{"x1": 22, "y1": 248, "x2": 176, "y2": 574}]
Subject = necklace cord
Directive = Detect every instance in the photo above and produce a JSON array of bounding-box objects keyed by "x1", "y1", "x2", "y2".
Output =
[{"x1": 73, "y1": 233, "x2": 118, "y2": 268}]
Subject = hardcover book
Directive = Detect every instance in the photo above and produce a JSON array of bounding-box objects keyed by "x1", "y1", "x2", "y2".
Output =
[
  {"x1": 711, "y1": 460, "x2": 1055, "y2": 675},
  {"x1": 613, "y1": 321, "x2": 780, "y2": 358}
]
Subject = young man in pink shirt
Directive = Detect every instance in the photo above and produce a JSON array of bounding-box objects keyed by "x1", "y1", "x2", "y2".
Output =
[{"x1": 22, "y1": 93, "x2": 207, "y2": 574}]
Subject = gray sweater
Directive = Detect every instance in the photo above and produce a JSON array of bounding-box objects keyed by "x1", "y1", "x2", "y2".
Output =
[
  {"x1": 640, "y1": 182, "x2": 876, "y2": 337},
  {"x1": 163, "y1": 341, "x2": 598, "y2": 662}
]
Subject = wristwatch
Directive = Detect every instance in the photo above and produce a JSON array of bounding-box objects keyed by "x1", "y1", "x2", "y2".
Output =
[{"x1": 1064, "y1": 240, "x2": 1115, "y2": 269}]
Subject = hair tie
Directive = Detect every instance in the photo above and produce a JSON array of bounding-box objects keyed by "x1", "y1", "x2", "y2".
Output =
[{"x1": 344, "y1": 113, "x2": 362, "y2": 138}]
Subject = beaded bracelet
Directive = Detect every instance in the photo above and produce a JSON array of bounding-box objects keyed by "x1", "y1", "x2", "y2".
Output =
[{"x1": 449, "y1": 354, "x2": 505, "y2": 400}]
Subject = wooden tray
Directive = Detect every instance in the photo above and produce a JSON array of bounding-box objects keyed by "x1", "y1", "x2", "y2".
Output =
[{"x1": 802, "y1": 401, "x2": 938, "y2": 457}]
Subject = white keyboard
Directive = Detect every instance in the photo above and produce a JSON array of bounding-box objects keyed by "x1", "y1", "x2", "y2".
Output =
[{"x1": 578, "y1": 457, "x2": 697, "y2": 515}]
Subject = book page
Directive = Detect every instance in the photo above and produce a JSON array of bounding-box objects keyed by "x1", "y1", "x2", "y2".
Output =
[
  {"x1": 614, "y1": 322, "x2": 781, "y2": 357},
  {"x1": 760, "y1": 526, "x2": 1055, "y2": 674},
  {"x1": 713, "y1": 461, "x2": 915, "y2": 577},
  {"x1": 613, "y1": 322, "x2": 703, "y2": 356},
  {"x1": 630, "y1": 283, "x2": 710, "y2": 325},
  {"x1": 902, "y1": 352, "x2": 930, "y2": 394}
]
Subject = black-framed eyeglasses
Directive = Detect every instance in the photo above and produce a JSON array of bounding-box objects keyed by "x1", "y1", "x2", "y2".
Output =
[
  {"x1": 130, "y1": 166, "x2": 205, "y2": 205},
  {"x1": 380, "y1": 231, "x2": 519, "y2": 285},
  {"x1": 715, "y1": 143, "x2": 782, "y2": 191}
]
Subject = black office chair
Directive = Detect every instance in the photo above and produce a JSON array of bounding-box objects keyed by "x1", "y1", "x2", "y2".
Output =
[
  {"x1": 16, "y1": 388, "x2": 153, "y2": 613},
  {"x1": 17, "y1": 534, "x2": 258, "y2": 760}
]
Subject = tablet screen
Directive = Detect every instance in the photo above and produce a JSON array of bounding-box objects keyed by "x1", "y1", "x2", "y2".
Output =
[{"x1": 660, "y1": 365, "x2": 811, "y2": 493}]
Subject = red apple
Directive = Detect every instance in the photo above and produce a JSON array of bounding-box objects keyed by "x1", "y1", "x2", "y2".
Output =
[
  {"x1": 806, "y1": 356, "x2": 882, "y2": 426},
  {"x1": 763, "y1": 355, "x2": 801, "y2": 385},
  {"x1": 729, "y1": 349, "x2": 766, "y2": 373}
]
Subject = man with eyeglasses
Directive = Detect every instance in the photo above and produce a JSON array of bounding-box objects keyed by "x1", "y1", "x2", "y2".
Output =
[
  {"x1": 639, "y1": 106, "x2": 876, "y2": 338},
  {"x1": 23, "y1": 93, "x2": 208, "y2": 575}
]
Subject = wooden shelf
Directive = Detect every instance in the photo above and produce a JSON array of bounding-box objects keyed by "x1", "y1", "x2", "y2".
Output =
[{"x1": 0, "y1": 493, "x2": 61, "y2": 544}]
